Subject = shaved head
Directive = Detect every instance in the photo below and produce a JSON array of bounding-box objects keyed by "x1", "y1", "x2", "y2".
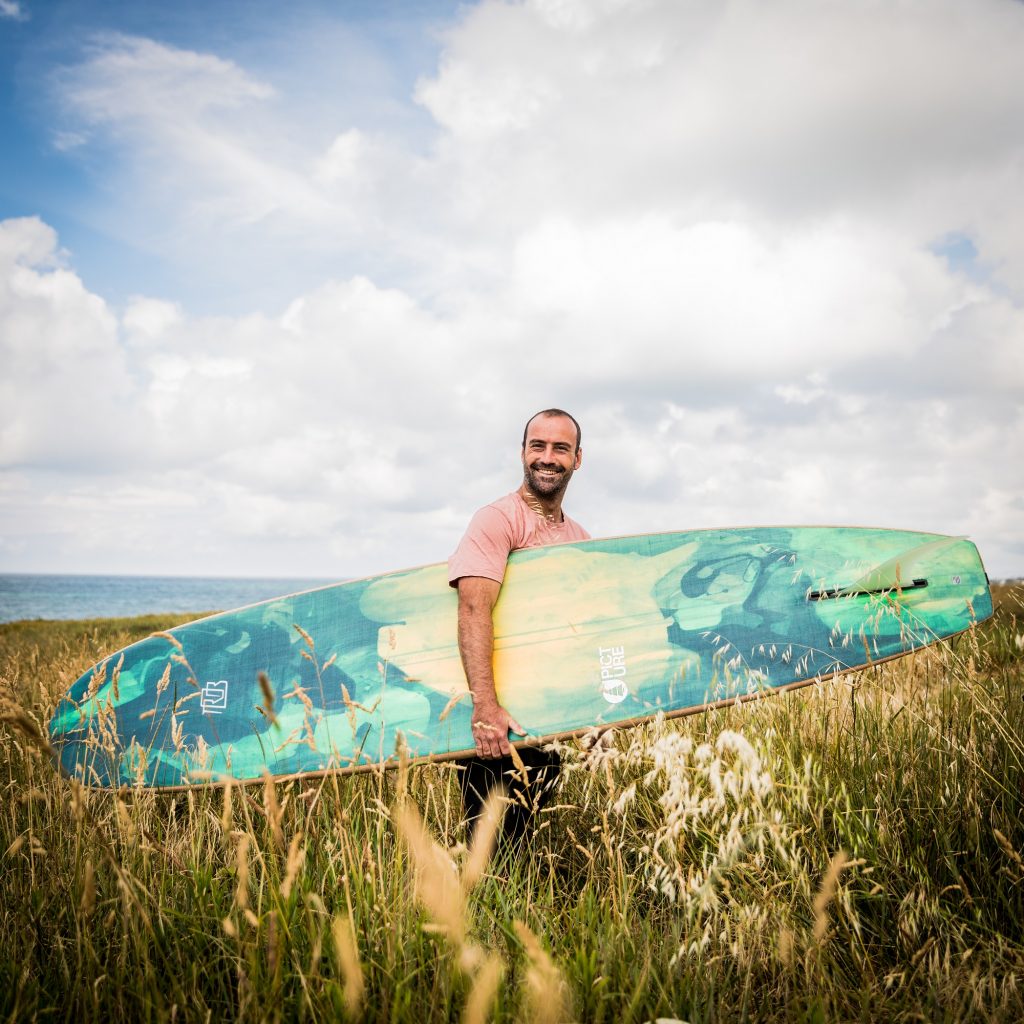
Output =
[{"x1": 522, "y1": 408, "x2": 582, "y2": 453}]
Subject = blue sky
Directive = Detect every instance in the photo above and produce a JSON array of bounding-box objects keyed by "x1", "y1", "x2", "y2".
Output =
[
  {"x1": 1, "y1": 0, "x2": 1023, "y2": 580},
  {"x1": 1, "y1": 0, "x2": 454, "y2": 311}
]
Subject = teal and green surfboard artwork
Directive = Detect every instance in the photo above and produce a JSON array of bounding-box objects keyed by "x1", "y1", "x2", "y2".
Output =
[{"x1": 49, "y1": 527, "x2": 992, "y2": 790}]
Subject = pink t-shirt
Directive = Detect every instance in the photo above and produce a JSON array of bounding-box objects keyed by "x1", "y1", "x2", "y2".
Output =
[{"x1": 448, "y1": 491, "x2": 591, "y2": 586}]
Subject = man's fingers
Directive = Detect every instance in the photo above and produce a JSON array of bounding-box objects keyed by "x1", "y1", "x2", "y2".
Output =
[
  {"x1": 475, "y1": 735, "x2": 505, "y2": 759},
  {"x1": 471, "y1": 707, "x2": 526, "y2": 758}
]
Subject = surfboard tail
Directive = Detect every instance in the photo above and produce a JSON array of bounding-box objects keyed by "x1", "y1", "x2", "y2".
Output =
[{"x1": 808, "y1": 536, "x2": 989, "y2": 606}]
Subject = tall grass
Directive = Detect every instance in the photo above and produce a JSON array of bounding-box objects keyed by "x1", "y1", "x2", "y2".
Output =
[{"x1": 2, "y1": 587, "x2": 1023, "y2": 1022}]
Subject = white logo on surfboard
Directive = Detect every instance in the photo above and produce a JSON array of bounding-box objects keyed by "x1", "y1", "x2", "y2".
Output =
[
  {"x1": 201, "y1": 679, "x2": 229, "y2": 714},
  {"x1": 598, "y1": 645, "x2": 629, "y2": 704}
]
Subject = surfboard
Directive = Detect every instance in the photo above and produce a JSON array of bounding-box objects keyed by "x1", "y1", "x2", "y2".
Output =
[{"x1": 49, "y1": 527, "x2": 992, "y2": 790}]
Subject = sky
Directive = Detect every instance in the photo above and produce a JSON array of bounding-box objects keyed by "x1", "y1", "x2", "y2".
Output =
[{"x1": 1, "y1": 0, "x2": 1022, "y2": 581}]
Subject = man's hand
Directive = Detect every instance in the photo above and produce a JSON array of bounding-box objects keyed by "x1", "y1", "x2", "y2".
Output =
[
  {"x1": 471, "y1": 698, "x2": 526, "y2": 759},
  {"x1": 456, "y1": 576, "x2": 526, "y2": 759}
]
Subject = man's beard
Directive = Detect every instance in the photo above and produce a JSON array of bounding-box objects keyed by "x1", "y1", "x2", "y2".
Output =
[{"x1": 524, "y1": 462, "x2": 572, "y2": 498}]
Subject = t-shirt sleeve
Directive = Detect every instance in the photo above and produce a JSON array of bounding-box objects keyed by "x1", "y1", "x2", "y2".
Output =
[{"x1": 447, "y1": 504, "x2": 516, "y2": 587}]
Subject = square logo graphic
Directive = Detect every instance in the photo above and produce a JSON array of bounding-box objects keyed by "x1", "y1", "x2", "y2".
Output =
[{"x1": 201, "y1": 679, "x2": 229, "y2": 714}]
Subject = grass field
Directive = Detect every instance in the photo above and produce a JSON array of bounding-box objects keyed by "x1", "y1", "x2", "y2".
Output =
[{"x1": 2, "y1": 585, "x2": 1023, "y2": 1023}]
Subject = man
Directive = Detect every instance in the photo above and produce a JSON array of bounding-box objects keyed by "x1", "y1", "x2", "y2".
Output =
[{"x1": 448, "y1": 408, "x2": 590, "y2": 844}]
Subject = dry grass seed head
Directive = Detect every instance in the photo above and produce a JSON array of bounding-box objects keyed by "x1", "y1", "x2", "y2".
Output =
[
  {"x1": 281, "y1": 832, "x2": 305, "y2": 900},
  {"x1": 263, "y1": 771, "x2": 285, "y2": 852},
  {"x1": 79, "y1": 860, "x2": 96, "y2": 918},
  {"x1": 462, "y1": 788, "x2": 506, "y2": 891},
  {"x1": 234, "y1": 833, "x2": 251, "y2": 910},
  {"x1": 395, "y1": 731, "x2": 410, "y2": 804},
  {"x1": 257, "y1": 671, "x2": 277, "y2": 727},
  {"x1": 813, "y1": 849, "x2": 851, "y2": 943},
  {"x1": 150, "y1": 631, "x2": 183, "y2": 651},
  {"x1": 395, "y1": 803, "x2": 467, "y2": 948},
  {"x1": 993, "y1": 828, "x2": 1024, "y2": 878},
  {"x1": 463, "y1": 953, "x2": 505, "y2": 1024},
  {"x1": 0, "y1": 699, "x2": 54, "y2": 757},
  {"x1": 778, "y1": 926, "x2": 794, "y2": 967},
  {"x1": 220, "y1": 778, "x2": 233, "y2": 835},
  {"x1": 331, "y1": 912, "x2": 365, "y2": 1016},
  {"x1": 513, "y1": 921, "x2": 568, "y2": 1024}
]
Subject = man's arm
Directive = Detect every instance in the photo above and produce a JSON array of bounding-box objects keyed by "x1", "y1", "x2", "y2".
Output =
[{"x1": 456, "y1": 576, "x2": 525, "y2": 759}]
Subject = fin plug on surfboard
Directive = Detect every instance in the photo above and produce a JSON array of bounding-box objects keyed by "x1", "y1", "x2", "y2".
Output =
[{"x1": 807, "y1": 537, "x2": 965, "y2": 601}]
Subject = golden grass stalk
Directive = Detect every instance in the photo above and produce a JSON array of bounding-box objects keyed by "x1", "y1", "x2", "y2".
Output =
[
  {"x1": 462, "y1": 953, "x2": 504, "y2": 1024},
  {"x1": 257, "y1": 671, "x2": 278, "y2": 727},
  {"x1": 395, "y1": 731, "x2": 410, "y2": 804},
  {"x1": 994, "y1": 828, "x2": 1024, "y2": 879},
  {"x1": 0, "y1": 697, "x2": 54, "y2": 757},
  {"x1": 263, "y1": 770, "x2": 285, "y2": 853},
  {"x1": 812, "y1": 849, "x2": 850, "y2": 943},
  {"x1": 293, "y1": 624, "x2": 315, "y2": 650},
  {"x1": 220, "y1": 777, "x2": 233, "y2": 836},
  {"x1": 331, "y1": 912, "x2": 365, "y2": 1017},
  {"x1": 513, "y1": 921, "x2": 568, "y2": 1024},
  {"x1": 149, "y1": 630, "x2": 183, "y2": 650},
  {"x1": 78, "y1": 860, "x2": 96, "y2": 918},
  {"x1": 280, "y1": 832, "x2": 305, "y2": 900},
  {"x1": 234, "y1": 833, "x2": 251, "y2": 910},
  {"x1": 462, "y1": 789, "x2": 506, "y2": 891},
  {"x1": 395, "y1": 802, "x2": 466, "y2": 948},
  {"x1": 266, "y1": 910, "x2": 279, "y2": 980}
]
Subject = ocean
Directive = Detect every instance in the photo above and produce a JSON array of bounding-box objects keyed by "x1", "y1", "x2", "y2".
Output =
[{"x1": 0, "y1": 573, "x2": 337, "y2": 624}]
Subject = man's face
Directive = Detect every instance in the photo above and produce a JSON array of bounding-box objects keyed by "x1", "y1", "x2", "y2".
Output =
[{"x1": 521, "y1": 414, "x2": 582, "y2": 499}]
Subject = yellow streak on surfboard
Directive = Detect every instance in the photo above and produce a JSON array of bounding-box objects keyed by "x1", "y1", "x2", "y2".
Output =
[{"x1": 362, "y1": 543, "x2": 703, "y2": 712}]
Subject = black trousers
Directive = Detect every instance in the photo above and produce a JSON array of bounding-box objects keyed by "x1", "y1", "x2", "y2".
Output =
[{"x1": 459, "y1": 745, "x2": 561, "y2": 846}]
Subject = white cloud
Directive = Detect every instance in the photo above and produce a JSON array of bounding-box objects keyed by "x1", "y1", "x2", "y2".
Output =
[
  {"x1": 502, "y1": 216, "x2": 958, "y2": 386},
  {"x1": 54, "y1": 34, "x2": 334, "y2": 248},
  {"x1": 61, "y1": 33, "x2": 274, "y2": 126},
  {"x1": 4, "y1": 0, "x2": 1023, "y2": 579},
  {"x1": 0, "y1": 0, "x2": 26, "y2": 21},
  {"x1": 0, "y1": 218, "x2": 139, "y2": 469},
  {"x1": 415, "y1": 0, "x2": 1024, "y2": 229},
  {"x1": 2, "y1": 208, "x2": 1021, "y2": 578},
  {"x1": 314, "y1": 129, "x2": 370, "y2": 187},
  {"x1": 51, "y1": 3, "x2": 1024, "y2": 306}
]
